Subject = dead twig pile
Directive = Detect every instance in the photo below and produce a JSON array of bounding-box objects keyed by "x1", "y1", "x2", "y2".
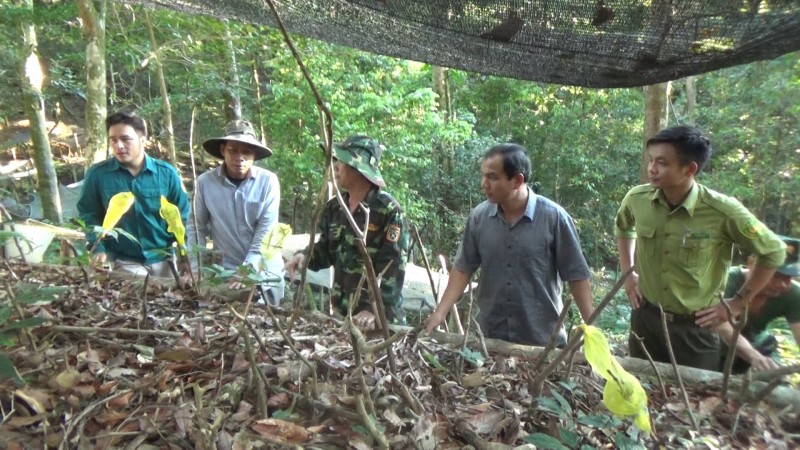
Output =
[{"x1": 0, "y1": 262, "x2": 798, "y2": 449}]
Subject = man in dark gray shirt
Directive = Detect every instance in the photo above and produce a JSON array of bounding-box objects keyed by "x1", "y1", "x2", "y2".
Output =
[{"x1": 425, "y1": 143, "x2": 594, "y2": 346}]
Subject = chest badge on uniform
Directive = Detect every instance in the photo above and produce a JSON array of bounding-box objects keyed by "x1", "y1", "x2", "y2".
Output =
[
  {"x1": 386, "y1": 224, "x2": 401, "y2": 243},
  {"x1": 368, "y1": 223, "x2": 380, "y2": 232}
]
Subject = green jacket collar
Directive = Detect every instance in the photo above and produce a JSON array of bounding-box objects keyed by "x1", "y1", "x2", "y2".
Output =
[
  {"x1": 103, "y1": 154, "x2": 154, "y2": 174},
  {"x1": 651, "y1": 182, "x2": 699, "y2": 216}
]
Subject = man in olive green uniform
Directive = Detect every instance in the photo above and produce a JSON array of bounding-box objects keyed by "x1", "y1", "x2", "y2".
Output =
[
  {"x1": 616, "y1": 125, "x2": 785, "y2": 371},
  {"x1": 285, "y1": 135, "x2": 409, "y2": 328}
]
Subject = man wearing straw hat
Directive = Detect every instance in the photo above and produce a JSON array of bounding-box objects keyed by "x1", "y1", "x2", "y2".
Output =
[
  {"x1": 77, "y1": 111, "x2": 189, "y2": 277},
  {"x1": 285, "y1": 135, "x2": 409, "y2": 329},
  {"x1": 183, "y1": 119, "x2": 284, "y2": 304}
]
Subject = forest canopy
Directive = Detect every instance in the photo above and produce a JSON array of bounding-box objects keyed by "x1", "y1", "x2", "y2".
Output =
[{"x1": 0, "y1": 2, "x2": 797, "y2": 267}]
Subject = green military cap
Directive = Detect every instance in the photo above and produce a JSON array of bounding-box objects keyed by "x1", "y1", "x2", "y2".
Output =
[
  {"x1": 332, "y1": 135, "x2": 386, "y2": 187},
  {"x1": 777, "y1": 236, "x2": 799, "y2": 277}
]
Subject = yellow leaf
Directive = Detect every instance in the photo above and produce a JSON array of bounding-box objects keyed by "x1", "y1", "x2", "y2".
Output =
[
  {"x1": 581, "y1": 324, "x2": 651, "y2": 434},
  {"x1": 102, "y1": 192, "x2": 135, "y2": 230},
  {"x1": 261, "y1": 223, "x2": 292, "y2": 260},
  {"x1": 159, "y1": 196, "x2": 186, "y2": 254}
]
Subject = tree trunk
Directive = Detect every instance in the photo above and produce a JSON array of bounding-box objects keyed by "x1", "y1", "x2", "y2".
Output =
[
  {"x1": 641, "y1": 82, "x2": 671, "y2": 183},
  {"x1": 253, "y1": 62, "x2": 267, "y2": 145},
  {"x1": 432, "y1": 66, "x2": 450, "y2": 119},
  {"x1": 432, "y1": 66, "x2": 454, "y2": 174},
  {"x1": 18, "y1": 0, "x2": 62, "y2": 224},
  {"x1": 685, "y1": 76, "x2": 696, "y2": 125},
  {"x1": 222, "y1": 20, "x2": 242, "y2": 122},
  {"x1": 143, "y1": 9, "x2": 177, "y2": 165},
  {"x1": 77, "y1": 0, "x2": 108, "y2": 169}
]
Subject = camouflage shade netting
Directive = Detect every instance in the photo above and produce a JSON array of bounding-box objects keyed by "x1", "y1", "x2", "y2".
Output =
[{"x1": 134, "y1": 0, "x2": 800, "y2": 87}]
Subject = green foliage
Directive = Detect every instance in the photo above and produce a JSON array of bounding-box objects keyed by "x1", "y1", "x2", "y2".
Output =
[
  {"x1": 524, "y1": 433, "x2": 569, "y2": 450},
  {"x1": 272, "y1": 408, "x2": 299, "y2": 420},
  {"x1": 351, "y1": 413, "x2": 385, "y2": 438},
  {"x1": 0, "y1": 230, "x2": 31, "y2": 248},
  {"x1": 690, "y1": 55, "x2": 800, "y2": 236},
  {"x1": 201, "y1": 264, "x2": 237, "y2": 285},
  {"x1": 0, "y1": 0, "x2": 797, "y2": 278},
  {"x1": 457, "y1": 347, "x2": 485, "y2": 367},
  {"x1": 0, "y1": 283, "x2": 64, "y2": 384}
]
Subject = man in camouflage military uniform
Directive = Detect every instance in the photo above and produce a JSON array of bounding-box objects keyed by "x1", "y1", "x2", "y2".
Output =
[{"x1": 285, "y1": 135, "x2": 409, "y2": 328}]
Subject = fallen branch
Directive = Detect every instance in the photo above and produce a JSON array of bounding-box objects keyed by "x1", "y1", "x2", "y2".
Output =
[
  {"x1": 356, "y1": 393, "x2": 389, "y2": 449},
  {"x1": 415, "y1": 326, "x2": 800, "y2": 412},
  {"x1": 454, "y1": 419, "x2": 511, "y2": 450},
  {"x1": 51, "y1": 325, "x2": 184, "y2": 338}
]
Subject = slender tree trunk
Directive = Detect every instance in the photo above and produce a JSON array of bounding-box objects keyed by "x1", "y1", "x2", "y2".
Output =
[
  {"x1": 77, "y1": 0, "x2": 107, "y2": 169},
  {"x1": 641, "y1": 82, "x2": 671, "y2": 183},
  {"x1": 432, "y1": 66, "x2": 454, "y2": 174},
  {"x1": 253, "y1": 62, "x2": 267, "y2": 144},
  {"x1": 684, "y1": 76, "x2": 696, "y2": 125},
  {"x1": 143, "y1": 9, "x2": 176, "y2": 165},
  {"x1": 18, "y1": 0, "x2": 62, "y2": 224},
  {"x1": 222, "y1": 20, "x2": 242, "y2": 121},
  {"x1": 432, "y1": 66, "x2": 450, "y2": 119}
]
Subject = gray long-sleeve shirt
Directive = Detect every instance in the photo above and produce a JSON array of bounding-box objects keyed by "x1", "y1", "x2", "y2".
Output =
[{"x1": 187, "y1": 165, "x2": 281, "y2": 277}]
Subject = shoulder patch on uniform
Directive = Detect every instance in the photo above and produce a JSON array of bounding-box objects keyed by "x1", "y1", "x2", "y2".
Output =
[
  {"x1": 386, "y1": 224, "x2": 401, "y2": 243},
  {"x1": 628, "y1": 184, "x2": 656, "y2": 195},
  {"x1": 741, "y1": 218, "x2": 764, "y2": 239}
]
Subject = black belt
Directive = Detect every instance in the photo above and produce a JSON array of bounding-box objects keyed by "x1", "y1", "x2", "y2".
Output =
[{"x1": 640, "y1": 299, "x2": 697, "y2": 325}]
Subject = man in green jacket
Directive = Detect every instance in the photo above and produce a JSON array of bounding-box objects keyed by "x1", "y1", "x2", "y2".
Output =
[
  {"x1": 615, "y1": 125, "x2": 785, "y2": 371},
  {"x1": 77, "y1": 111, "x2": 189, "y2": 277},
  {"x1": 285, "y1": 135, "x2": 409, "y2": 329}
]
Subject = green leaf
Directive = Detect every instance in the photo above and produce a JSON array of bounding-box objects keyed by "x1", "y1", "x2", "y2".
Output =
[
  {"x1": 0, "y1": 333, "x2": 15, "y2": 347},
  {"x1": 0, "y1": 231, "x2": 30, "y2": 246},
  {"x1": 551, "y1": 390, "x2": 573, "y2": 416},
  {"x1": 613, "y1": 432, "x2": 645, "y2": 450},
  {"x1": 535, "y1": 397, "x2": 568, "y2": 420},
  {"x1": 0, "y1": 352, "x2": 24, "y2": 384},
  {"x1": 272, "y1": 409, "x2": 297, "y2": 420},
  {"x1": 422, "y1": 351, "x2": 445, "y2": 371},
  {"x1": 523, "y1": 433, "x2": 569, "y2": 450},
  {"x1": 458, "y1": 347, "x2": 485, "y2": 367},
  {"x1": 0, "y1": 307, "x2": 10, "y2": 326},
  {"x1": 577, "y1": 413, "x2": 621, "y2": 429},
  {"x1": 13, "y1": 285, "x2": 68, "y2": 305},
  {"x1": 351, "y1": 424, "x2": 369, "y2": 437},
  {"x1": 0, "y1": 317, "x2": 46, "y2": 333},
  {"x1": 559, "y1": 427, "x2": 581, "y2": 448}
]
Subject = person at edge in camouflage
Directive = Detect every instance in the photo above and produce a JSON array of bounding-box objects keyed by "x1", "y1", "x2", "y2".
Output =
[{"x1": 285, "y1": 135, "x2": 409, "y2": 329}]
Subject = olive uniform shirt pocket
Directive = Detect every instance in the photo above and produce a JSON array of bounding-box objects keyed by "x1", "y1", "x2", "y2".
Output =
[
  {"x1": 679, "y1": 233, "x2": 712, "y2": 268},
  {"x1": 636, "y1": 225, "x2": 657, "y2": 258}
]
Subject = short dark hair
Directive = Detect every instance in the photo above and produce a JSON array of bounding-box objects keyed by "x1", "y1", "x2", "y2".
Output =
[
  {"x1": 106, "y1": 111, "x2": 147, "y2": 137},
  {"x1": 646, "y1": 125, "x2": 712, "y2": 172},
  {"x1": 483, "y1": 143, "x2": 531, "y2": 182}
]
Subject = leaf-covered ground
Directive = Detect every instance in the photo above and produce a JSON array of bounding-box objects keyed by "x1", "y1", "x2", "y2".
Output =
[{"x1": 1, "y1": 262, "x2": 798, "y2": 449}]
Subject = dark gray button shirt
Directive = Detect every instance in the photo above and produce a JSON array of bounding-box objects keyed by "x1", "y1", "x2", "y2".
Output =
[{"x1": 453, "y1": 188, "x2": 591, "y2": 347}]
